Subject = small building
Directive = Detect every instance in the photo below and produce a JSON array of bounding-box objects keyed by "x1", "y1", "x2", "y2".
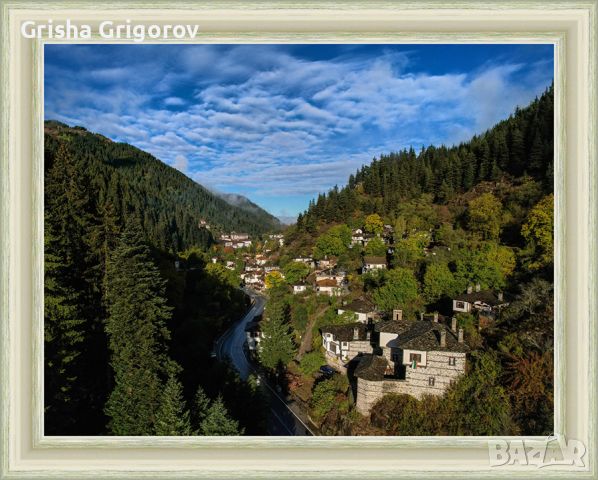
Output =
[
  {"x1": 321, "y1": 323, "x2": 373, "y2": 362},
  {"x1": 255, "y1": 255, "x2": 267, "y2": 266},
  {"x1": 293, "y1": 284, "x2": 307, "y2": 294},
  {"x1": 317, "y1": 258, "x2": 334, "y2": 269},
  {"x1": 452, "y1": 285, "x2": 508, "y2": 314},
  {"x1": 294, "y1": 257, "x2": 315, "y2": 269},
  {"x1": 316, "y1": 269, "x2": 346, "y2": 284},
  {"x1": 316, "y1": 278, "x2": 342, "y2": 296},
  {"x1": 225, "y1": 260, "x2": 236, "y2": 270},
  {"x1": 337, "y1": 298, "x2": 377, "y2": 324},
  {"x1": 362, "y1": 256, "x2": 387, "y2": 272},
  {"x1": 199, "y1": 219, "x2": 210, "y2": 230},
  {"x1": 351, "y1": 228, "x2": 365, "y2": 246}
]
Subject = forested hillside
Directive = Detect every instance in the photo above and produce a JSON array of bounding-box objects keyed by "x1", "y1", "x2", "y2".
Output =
[
  {"x1": 44, "y1": 123, "x2": 272, "y2": 435},
  {"x1": 297, "y1": 84, "x2": 553, "y2": 230},
  {"x1": 45, "y1": 121, "x2": 280, "y2": 253},
  {"x1": 270, "y1": 85, "x2": 554, "y2": 436}
]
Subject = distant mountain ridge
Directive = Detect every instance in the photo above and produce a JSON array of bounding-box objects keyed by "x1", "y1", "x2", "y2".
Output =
[
  {"x1": 44, "y1": 121, "x2": 281, "y2": 252},
  {"x1": 214, "y1": 191, "x2": 282, "y2": 227}
]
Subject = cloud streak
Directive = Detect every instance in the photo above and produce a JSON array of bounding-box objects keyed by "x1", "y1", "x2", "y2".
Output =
[{"x1": 44, "y1": 44, "x2": 554, "y2": 217}]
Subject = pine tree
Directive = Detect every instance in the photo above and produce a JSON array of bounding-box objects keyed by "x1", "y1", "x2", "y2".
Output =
[
  {"x1": 191, "y1": 384, "x2": 211, "y2": 432},
  {"x1": 199, "y1": 396, "x2": 243, "y2": 436},
  {"x1": 44, "y1": 142, "x2": 93, "y2": 434},
  {"x1": 104, "y1": 220, "x2": 173, "y2": 435},
  {"x1": 154, "y1": 362, "x2": 193, "y2": 435},
  {"x1": 258, "y1": 295, "x2": 296, "y2": 371}
]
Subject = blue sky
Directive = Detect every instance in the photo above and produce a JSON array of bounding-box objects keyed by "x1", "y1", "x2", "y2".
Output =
[{"x1": 44, "y1": 44, "x2": 554, "y2": 220}]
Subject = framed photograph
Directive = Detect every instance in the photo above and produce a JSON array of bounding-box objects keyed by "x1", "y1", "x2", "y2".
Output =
[{"x1": 1, "y1": 1, "x2": 596, "y2": 478}]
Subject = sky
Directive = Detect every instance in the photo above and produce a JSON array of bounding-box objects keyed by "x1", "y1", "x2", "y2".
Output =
[{"x1": 44, "y1": 44, "x2": 554, "y2": 221}]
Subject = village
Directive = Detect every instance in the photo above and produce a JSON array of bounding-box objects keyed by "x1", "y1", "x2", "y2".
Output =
[{"x1": 206, "y1": 218, "x2": 510, "y2": 419}]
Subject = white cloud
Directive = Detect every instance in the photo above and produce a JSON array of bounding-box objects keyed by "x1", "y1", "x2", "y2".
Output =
[{"x1": 173, "y1": 154, "x2": 188, "y2": 172}]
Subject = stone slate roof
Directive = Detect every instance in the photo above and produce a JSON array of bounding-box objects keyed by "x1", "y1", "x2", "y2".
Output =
[
  {"x1": 363, "y1": 256, "x2": 387, "y2": 265},
  {"x1": 341, "y1": 297, "x2": 375, "y2": 314},
  {"x1": 454, "y1": 290, "x2": 506, "y2": 306},
  {"x1": 321, "y1": 322, "x2": 369, "y2": 342},
  {"x1": 375, "y1": 319, "x2": 412, "y2": 334},
  {"x1": 395, "y1": 321, "x2": 469, "y2": 353},
  {"x1": 354, "y1": 354, "x2": 389, "y2": 381}
]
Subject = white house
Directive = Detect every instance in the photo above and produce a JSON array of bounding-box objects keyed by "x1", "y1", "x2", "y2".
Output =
[
  {"x1": 321, "y1": 323, "x2": 373, "y2": 362},
  {"x1": 351, "y1": 228, "x2": 365, "y2": 246},
  {"x1": 293, "y1": 284, "x2": 308, "y2": 294},
  {"x1": 316, "y1": 278, "x2": 342, "y2": 296},
  {"x1": 362, "y1": 256, "x2": 387, "y2": 272}
]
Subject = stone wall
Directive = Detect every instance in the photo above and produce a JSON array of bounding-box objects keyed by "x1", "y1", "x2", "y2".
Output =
[
  {"x1": 347, "y1": 340, "x2": 373, "y2": 359},
  {"x1": 356, "y1": 351, "x2": 467, "y2": 415}
]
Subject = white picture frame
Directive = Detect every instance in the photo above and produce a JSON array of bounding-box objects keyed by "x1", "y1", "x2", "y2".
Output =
[{"x1": 1, "y1": 1, "x2": 596, "y2": 478}]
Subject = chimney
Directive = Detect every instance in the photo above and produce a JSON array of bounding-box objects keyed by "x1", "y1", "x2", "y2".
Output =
[
  {"x1": 458, "y1": 328, "x2": 464, "y2": 343},
  {"x1": 498, "y1": 291, "x2": 504, "y2": 301},
  {"x1": 440, "y1": 329, "x2": 446, "y2": 348},
  {"x1": 433, "y1": 312, "x2": 439, "y2": 322},
  {"x1": 475, "y1": 283, "x2": 481, "y2": 292},
  {"x1": 467, "y1": 285, "x2": 473, "y2": 294},
  {"x1": 353, "y1": 327, "x2": 359, "y2": 340},
  {"x1": 451, "y1": 317, "x2": 457, "y2": 332},
  {"x1": 393, "y1": 309, "x2": 403, "y2": 321}
]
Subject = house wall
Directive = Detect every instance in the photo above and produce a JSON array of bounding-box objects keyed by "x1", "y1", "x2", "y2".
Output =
[
  {"x1": 401, "y1": 349, "x2": 428, "y2": 367},
  {"x1": 452, "y1": 300, "x2": 471, "y2": 313},
  {"x1": 346, "y1": 340, "x2": 373, "y2": 359},
  {"x1": 379, "y1": 332, "x2": 397, "y2": 348},
  {"x1": 404, "y1": 351, "x2": 466, "y2": 392}
]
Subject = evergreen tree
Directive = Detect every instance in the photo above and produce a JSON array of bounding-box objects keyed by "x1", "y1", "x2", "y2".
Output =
[
  {"x1": 104, "y1": 221, "x2": 173, "y2": 435},
  {"x1": 258, "y1": 293, "x2": 295, "y2": 371},
  {"x1": 200, "y1": 396, "x2": 243, "y2": 435},
  {"x1": 191, "y1": 385, "x2": 211, "y2": 432},
  {"x1": 154, "y1": 362, "x2": 193, "y2": 435},
  {"x1": 44, "y1": 143, "x2": 93, "y2": 434}
]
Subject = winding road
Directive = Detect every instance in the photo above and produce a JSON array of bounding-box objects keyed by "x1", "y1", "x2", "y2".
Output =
[{"x1": 215, "y1": 288, "x2": 314, "y2": 436}]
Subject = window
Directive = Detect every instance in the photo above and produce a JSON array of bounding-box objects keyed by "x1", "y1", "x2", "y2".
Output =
[
  {"x1": 448, "y1": 357, "x2": 456, "y2": 366},
  {"x1": 428, "y1": 377, "x2": 435, "y2": 386},
  {"x1": 455, "y1": 301, "x2": 465, "y2": 309},
  {"x1": 409, "y1": 353, "x2": 422, "y2": 365}
]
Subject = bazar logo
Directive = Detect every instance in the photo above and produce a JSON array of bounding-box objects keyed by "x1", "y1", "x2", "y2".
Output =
[{"x1": 488, "y1": 436, "x2": 586, "y2": 468}]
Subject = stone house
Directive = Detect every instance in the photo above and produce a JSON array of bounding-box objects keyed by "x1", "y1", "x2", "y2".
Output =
[
  {"x1": 321, "y1": 322, "x2": 373, "y2": 362},
  {"x1": 337, "y1": 298, "x2": 377, "y2": 324},
  {"x1": 362, "y1": 256, "x2": 387, "y2": 272},
  {"x1": 354, "y1": 316, "x2": 469, "y2": 414}
]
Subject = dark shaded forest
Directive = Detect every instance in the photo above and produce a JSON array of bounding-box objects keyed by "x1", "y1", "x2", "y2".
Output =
[{"x1": 44, "y1": 124, "x2": 270, "y2": 435}]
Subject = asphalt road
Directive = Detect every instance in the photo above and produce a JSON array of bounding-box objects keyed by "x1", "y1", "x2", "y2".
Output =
[{"x1": 215, "y1": 288, "x2": 314, "y2": 436}]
